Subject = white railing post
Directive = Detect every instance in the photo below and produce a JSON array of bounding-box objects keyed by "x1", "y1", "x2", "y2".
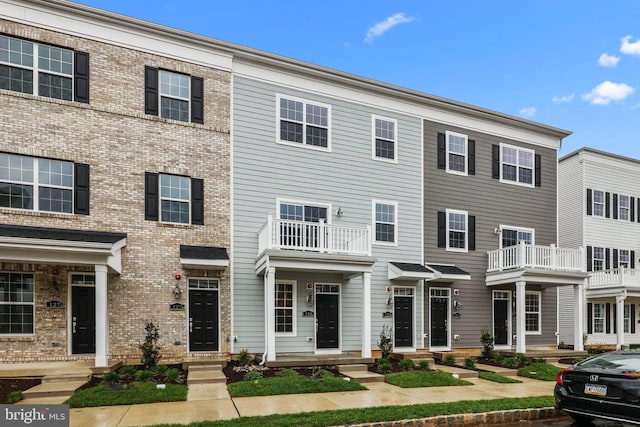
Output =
[
  {"x1": 580, "y1": 247, "x2": 586, "y2": 272},
  {"x1": 550, "y1": 243, "x2": 556, "y2": 270},
  {"x1": 518, "y1": 241, "x2": 526, "y2": 268},
  {"x1": 267, "y1": 215, "x2": 274, "y2": 250},
  {"x1": 319, "y1": 219, "x2": 326, "y2": 253}
]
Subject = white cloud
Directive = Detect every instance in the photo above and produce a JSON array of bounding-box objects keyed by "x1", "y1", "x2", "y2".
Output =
[
  {"x1": 621, "y1": 35, "x2": 640, "y2": 55},
  {"x1": 519, "y1": 107, "x2": 536, "y2": 117},
  {"x1": 364, "y1": 13, "x2": 415, "y2": 43},
  {"x1": 598, "y1": 53, "x2": 620, "y2": 67},
  {"x1": 582, "y1": 81, "x2": 634, "y2": 105},
  {"x1": 552, "y1": 93, "x2": 575, "y2": 104}
]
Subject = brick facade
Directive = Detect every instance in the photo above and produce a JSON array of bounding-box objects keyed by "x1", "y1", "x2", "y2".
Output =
[{"x1": 0, "y1": 19, "x2": 231, "y2": 363}]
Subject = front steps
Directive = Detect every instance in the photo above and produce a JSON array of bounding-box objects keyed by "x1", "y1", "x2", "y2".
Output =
[
  {"x1": 338, "y1": 364, "x2": 384, "y2": 383},
  {"x1": 20, "y1": 371, "x2": 92, "y2": 404},
  {"x1": 391, "y1": 350, "x2": 434, "y2": 367},
  {"x1": 184, "y1": 360, "x2": 227, "y2": 385}
]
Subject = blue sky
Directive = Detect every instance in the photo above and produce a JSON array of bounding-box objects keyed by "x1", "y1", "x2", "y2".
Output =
[{"x1": 74, "y1": 0, "x2": 640, "y2": 158}]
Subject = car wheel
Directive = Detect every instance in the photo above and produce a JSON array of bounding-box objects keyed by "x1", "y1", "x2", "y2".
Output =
[{"x1": 569, "y1": 414, "x2": 594, "y2": 424}]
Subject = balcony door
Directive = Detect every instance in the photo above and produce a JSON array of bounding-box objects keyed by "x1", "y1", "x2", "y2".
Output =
[
  {"x1": 279, "y1": 201, "x2": 328, "y2": 249},
  {"x1": 500, "y1": 227, "x2": 534, "y2": 248}
]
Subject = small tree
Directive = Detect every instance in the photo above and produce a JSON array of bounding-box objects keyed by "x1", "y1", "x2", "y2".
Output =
[
  {"x1": 480, "y1": 328, "x2": 494, "y2": 359},
  {"x1": 377, "y1": 324, "x2": 393, "y2": 360},
  {"x1": 140, "y1": 321, "x2": 161, "y2": 370}
]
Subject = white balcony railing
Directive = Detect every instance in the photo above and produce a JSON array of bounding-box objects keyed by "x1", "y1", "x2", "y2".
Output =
[
  {"x1": 487, "y1": 242, "x2": 585, "y2": 273},
  {"x1": 258, "y1": 215, "x2": 371, "y2": 256},
  {"x1": 589, "y1": 268, "x2": 640, "y2": 289}
]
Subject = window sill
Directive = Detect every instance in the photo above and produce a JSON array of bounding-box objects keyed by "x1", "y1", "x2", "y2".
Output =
[
  {"x1": 0, "y1": 207, "x2": 76, "y2": 220},
  {"x1": 0, "y1": 335, "x2": 36, "y2": 342},
  {"x1": 499, "y1": 179, "x2": 535, "y2": 188},
  {"x1": 276, "y1": 140, "x2": 331, "y2": 153},
  {"x1": 157, "y1": 222, "x2": 195, "y2": 230}
]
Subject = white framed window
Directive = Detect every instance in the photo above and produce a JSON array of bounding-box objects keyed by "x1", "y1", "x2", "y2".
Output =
[
  {"x1": 159, "y1": 70, "x2": 190, "y2": 122},
  {"x1": 277, "y1": 95, "x2": 330, "y2": 150},
  {"x1": 446, "y1": 131, "x2": 468, "y2": 175},
  {"x1": 619, "y1": 194, "x2": 630, "y2": 221},
  {"x1": 501, "y1": 143, "x2": 534, "y2": 187},
  {"x1": 500, "y1": 225, "x2": 534, "y2": 248},
  {"x1": 624, "y1": 304, "x2": 631, "y2": 333},
  {"x1": 593, "y1": 247, "x2": 604, "y2": 271},
  {"x1": 619, "y1": 249, "x2": 630, "y2": 269},
  {"x1": 592, "y1": 190, "x2": 605, "y2": 217},
  {"x1": 0, "y1": 153, "x2": 74, "y2": 213},
  {"x1": 592, "y1": 302, "x2": 605, "y2": 333},
  {"x1": 524, "y1": 291, "x2": 541, "y2": 334},
  {"x1": 0, "y1": 35, "x2": 81, "y2": 101},
  {"x1": 446, "y1": 209, "x2": 467, "y2": 252},
  {"x1": 275, "y1": 280, "x2": 296, "y2": 335},
  {"x1": 373, "y1": 200, "x2": 397, "y2": 245},
  {"x1": 0, "y1": 272, "x2": 34, "y2": 335},
  {"x1": 372, "y1": 116, "x2": 397, "y2": 162},
  {"x1": 160, "y1": 174, "x2": 191, "y2": 224}
]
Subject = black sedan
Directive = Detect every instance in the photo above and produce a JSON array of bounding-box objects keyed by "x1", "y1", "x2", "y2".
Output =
[{"x1": 555, "y1": 349, "x2": 640, "y2": 425}]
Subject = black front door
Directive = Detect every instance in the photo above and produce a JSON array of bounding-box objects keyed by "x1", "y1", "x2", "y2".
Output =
[
  {"x1": 394, "y1": 296, "x2": 413, "y2": 347},
  {"x1": 189, "y1": 289, "x2": 219, "y2": 351},
  {"x1": 494, "y1": 298, "x2": 509, "y2": 345},
  {"x1": 430, "y1": 297, "x2": 448, "y2": 347},
  {"x1": 72, "y1": 286, "x2": 95, "y2": 354},
  {"x1": 316, "y1": 293, "x2": 339, "y2": 349}
]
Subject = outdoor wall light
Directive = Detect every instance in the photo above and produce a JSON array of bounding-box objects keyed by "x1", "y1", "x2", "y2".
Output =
[
  {"x1": 173, "y1": 274, "x2": 183, "y2": 299},
  {"x1": 336, "y1": 207, "x2": 343, "y2": 217},
  {"x1": 50, "y1": 278, "x2": 58, "y2": 294}
]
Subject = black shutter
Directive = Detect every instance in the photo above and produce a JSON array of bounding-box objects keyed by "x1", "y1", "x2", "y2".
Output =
[
  {"x1": 144, "y1": 172, "x2": 159, "y2": 221},
  {"x1": 144, "y1": 66, "x2": 159, "y2": 116},
  {"x1": 468, "y1": 139, "x2": 475, "y2": 175},
  {"x1": 492, "y1": 144, "x2": 500, "y2": 179},
  {"x1": 613, "y1": 249, "x2": 619, "y2": 269},
  {"x1": 605, "y1": 192, "x2": 611, "y2": 218},
  {"x1": 73, "y1": 51, "x2": 90, "y2": 103},
  {"x1": 586, "y1": 246, "x2": 592, "y2": 272},
  {"x1": 586, "y1": 189, "x2": 592, "y2": 216},
  {"x1": 632, "y1": 197, "x2": 636, "y2": 222},
  {"x1": 74, "y1": 163, "x2": 90, "y2": 215},
  {"x1": 632, "y1": 305, "x2": 636, "y2": 334},
  {"x1": 637, "y1": 198, "x2": 640, "y2": 222},
  {"x1": 605, "y1": 248, "x2": 611, "y2": 270},
  {"x1": 632, "y1": 251, "x2": 636, "y2": 269},
  {"x1": 191, "y1": 178, "x2": 204, "y2": 225},
  {"x1": 190, "y1": 76, "x2": 204, "y2": 124},
  {"x1": 437, "y1": 133, "x2": 446, "y2": 169},
  {"x1": 534, "y1": 154, "x2": 541, "y2": 187},
  {"x1": 587, "y1": 303, "x2": 593, "y2": 334},
  {"x1": 613, "y1": 193, "x2": 618, "y2": 219},
  {"x1": 468, "y1": 215, "x2": 475, "y2": 251},
  {"x1": 606, "y1": 304, "x2": 611, "y2": 334},
  {"x1": 437, "y1": 211, "x2": 446, "y2": 248},
  {"x1": 613, "y1": 304, "x2": 617, "y2": 334}
]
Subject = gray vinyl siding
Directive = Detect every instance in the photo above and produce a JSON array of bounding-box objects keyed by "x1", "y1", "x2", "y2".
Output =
[
  {"x1": 424, "y1": 119, "x2": 559, "y2": 349},
  {"x1": 232, "y1": 76, "x2": 423, "y2": 354}
]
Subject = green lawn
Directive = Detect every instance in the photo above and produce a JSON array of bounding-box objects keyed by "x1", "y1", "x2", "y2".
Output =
[
  {"x1": 385, "y1": 370, "x2": 473, "y2": 388},
  {"x1": 64, "y1": 382, "x2": 187, "y2": 408},
  {"x1": 227, "y1": 375, "x2": 366, "y2": 397},
  {"x1": 478, "y1": 371, "x2": 523, "y2": 383},
  {"x1": 517, "y1": 363, "x2": 562, "y2": 381}
]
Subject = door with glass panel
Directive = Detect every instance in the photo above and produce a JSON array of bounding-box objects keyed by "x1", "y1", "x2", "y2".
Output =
[{"x1": 279, "y1": 203, "x2": 328, "y2": 249}]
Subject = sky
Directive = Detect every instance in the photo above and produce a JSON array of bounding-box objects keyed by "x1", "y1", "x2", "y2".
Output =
[{"x1": 73, "y1": 0, "x2": 640, "y2": 158}]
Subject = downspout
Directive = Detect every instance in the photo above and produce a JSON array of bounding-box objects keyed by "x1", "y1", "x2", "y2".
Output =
[{"x1": 260, "y1": 259, "x2": 270, "y2": 365}]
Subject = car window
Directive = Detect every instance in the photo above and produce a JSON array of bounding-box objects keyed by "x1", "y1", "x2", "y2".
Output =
[{"x1": 580, "y1": 353, "x2": 640, "y2": 371}]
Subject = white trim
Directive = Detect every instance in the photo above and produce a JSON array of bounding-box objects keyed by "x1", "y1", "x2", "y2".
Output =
[
  {"x1": 524, "y1": 290, "x2": 542, "y2": 335},
  {"x1": 618, "y1": 193, "x2": 631, "y2": 222},
  {"x1": 445, "y1": 208, "x2": 468, "y2": 253},
  {"x1": 187, "y1": 277, "x2": 221, "y2": 352},
  {"x1": 371, "y1": 115, "x2": 398, "y2": 163},
  {"x1": 180, "y1": 258, "x2": 229, "y2": 270},
  {"x1": 492, "y1": 290, "x2": 512, "y2": 348},
  {"x1": 275, "y1": 93, "x2": 331, "y2": 152},
  {"x1": 0, "y1": 271, "x2": 35, "y2": 337},
  {"x1": 158, "y1": 173, "x2": 192, "y2": 225},
  {"x1": 314, "y1": 282, "x2": 341, "y2": 353},
  {"x1": 591, "y1": 189, "x2": 606, "y2": 218},
  {"x1": 275, "y1": 279, "x2": 297, "y2": 337},
  {"x1": 393, "y1": 286, "x2": 416, "y2": 351},
  {"x1": 445, "y1": 131, "x2": 468, "y2": 176},
  {"x1": 499, "y1": 143, "x2": 535, "y2": 188},
  {"x1": 276, "y1": 197, "x2": 332, "y2": 224},
  {"x1": 372, "y1": 199, "x2": 398, "y2": 246},
  {"x1": 498, "y1": 224, "x2": 535, "y2": 249},
  {"x1": 158, "y1": 69, "x2": 191, "y2": 122},
  {"x1": 67, "y1": 272, "x2": 95, "y2": 356},
  {"x1": 429, "y1": 287, "x2": 451, "y2": 351}
]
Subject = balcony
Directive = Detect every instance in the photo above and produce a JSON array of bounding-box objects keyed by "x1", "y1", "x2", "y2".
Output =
[
  {"x1": 487, "y1": 243, "x2": 585, "y2": 273},
  {"x1": 589, "y1": 268, "x2": 640, "y2": 290},
  {"x1": 258, "y1": 215, "x2": 371, "y2": 257}
]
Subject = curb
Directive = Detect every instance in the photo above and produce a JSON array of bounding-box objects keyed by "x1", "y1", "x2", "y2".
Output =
[{"x1": 344, "y1": 407, "x2": 563, "y2": 426}]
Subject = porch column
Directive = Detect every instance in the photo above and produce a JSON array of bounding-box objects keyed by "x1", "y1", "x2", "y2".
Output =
[
  {"x1": 265, "y1": 266, "x2": 276, "y2": 361},
  {"x1": 616, "y1": 293, "x2": 626, "y2": 350},
  {"x1": 361, "y1": 272, "x2": 371, "y2": 358},
  {"x1": 573, "y1": 283, "x2": 584, "y2": 351},
  {"x1": 94, "y1": 264, "x2": 109, "y2": 367},
  {"x1": 515, "y1": 281, "x2": 526, "y2": 354}
]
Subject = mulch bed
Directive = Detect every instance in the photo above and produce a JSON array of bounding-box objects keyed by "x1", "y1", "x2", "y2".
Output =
[
  {"x1": 0, "y1": 378, "x2": 42, "y2": 404},
  {"x1": 75, "y1": 364, "x2": 188, "y2": 392},
  {"x1": 223, "y1": 362, "x2": 343, "y2": 384}
]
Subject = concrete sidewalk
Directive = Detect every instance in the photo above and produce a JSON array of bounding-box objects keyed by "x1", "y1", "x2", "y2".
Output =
[{"x1": 67, "y1": 375, "x2": 555, "y2": 426}]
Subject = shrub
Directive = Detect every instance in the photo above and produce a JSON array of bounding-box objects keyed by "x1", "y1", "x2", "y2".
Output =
[
  {"x1": 244, "y1": 370, "x2": 263, "y2": 381},
  {"x1": 276, "y1": 368, "x2": 300, "y2": 378},
  {"x1": 480, "y1": 328, "x2": 494, "y2": 359},
  {"x1": 399, "y1": 359, "x2": 414, "y2": 371},
  {"x1": 6, "y1": 391, "x2": 22, "y2": 404},
  {"x1": 136, "y1": 370, "x2": 153, "y2": 381},
  {"x1": 310, "y1": 368, "x2": 334, "y2": 381},
  {"x1": 165, "y1": 368, "x2": 181, "y2": 383},
  {"x1": 517, "y1": 354, "x2": 530, "y2": 365},
  {"x1": 464, "y1": 357, "x2": 476, "y2": 370},
  {"x1": 504, "y1": 357, "x2": 519, "y2": 368},
  {"x1": 139, "y1": 321, "x2": 161, "y2": 370},
  {"x1": 155, "y1": 364, "x2": 168, "y2": 376},
  {"x1": 418, "y1": 360, "x2": 430, "y2": 371},
  {"x1": 377, "y1": 358, "x2": 392, "y2": 374},
  {"x1": 444, "y1": 354, "x2": 456, "y2": 366},
  {"x1": 102, "y1": 371, "x2": 121, "y2": 385},
  {"x1": 494, "y1": 354, "x2": 506, "y2": 364},
  {"x1": 534, "y1": 357, "x2": 547, "y2": 365},
  {"x1": 119, "y1": 365, "x2": 137, "y2": 379},
  {"x1": 377, "y1": 325, "x2": 393, "y2": 360},
  {"x1": 237, "y1": 349, "x2": 253, "y2": 366}
]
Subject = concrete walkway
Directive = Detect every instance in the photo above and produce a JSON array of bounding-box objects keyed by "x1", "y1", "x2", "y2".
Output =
[{"x1": 65, "y1": 375, "x2": 555, "y2": 426}]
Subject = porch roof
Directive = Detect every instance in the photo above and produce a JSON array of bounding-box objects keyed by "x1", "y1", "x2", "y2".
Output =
[
  {"x1": 256, "y1": 249, "x2": 375, "y2": 276},
  {"x1": 426, "y1": 263, "x2": 471, "y2": 280},
  {"x1": 0, "y1": 224, "x2": 127, "y2": 273},
  {"x1": 388, "y1": 262, "x2": 470, "y2": 281},
  {"x1": 180, "y1": 244, "x2": 229, "y2": 270}
]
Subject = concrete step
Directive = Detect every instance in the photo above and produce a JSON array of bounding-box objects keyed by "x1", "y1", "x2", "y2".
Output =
[
  {"x1": 337, "y1": 364, "x2": 368, "y2": 373},
  {"x1": 475, "y1": 363, "x2": 518, "y2": 377},
  {"x1": 41, "y1": 373, "x2": 92, "y2": 383},
  {"x1": 182, "y1": 358, "x2": 227, "y2": 370},
  {"x1": 22, "y1": 380, "x2": 87, "y2": 399},
  {"x1": 187, "y1": 366, "x2": 226, "y2": 385},
  {"x1": 435, "y1": 364, "x2": 479, "y2": 379},
  {"x1": 339, "y1": 370, "x2": 385, "y2": 384}
]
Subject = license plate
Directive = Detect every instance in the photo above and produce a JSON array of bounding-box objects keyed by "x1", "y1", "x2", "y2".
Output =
[{"x1": 584, "y1": 383, "x2": 607, "y2": 396}]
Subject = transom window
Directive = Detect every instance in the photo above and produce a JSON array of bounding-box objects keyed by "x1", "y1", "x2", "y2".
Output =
[
  {"x1": 394, "y1": 287, "x2": 414, "y2": 296},
  {"x1": 446, "y1": 209, "x2": 467, "y2": 251},
  {"x1": 446, "y1": 131, "x2": 467, "y2": 174},
  {"x1": 0, "y1": 153, "x2": 73, "y2": 213},
  {"x1": 525, "y1": 292, "x2": 541, "y2": 334},
  {"x1": 619, "y1": 195, "x2": 630, "y2": 221},
  {"x1": 501, "y1": 144, "x2": 534, "y2": 186},
  {"x1": 593, "y1": 190, "x2": 605, "y2": 217},
  {"x1": 593, "y1": 247, "x2": 604, "y2": 271},
  {"x1": 71, "y1": 274, "x2": 95, "y2": 285},
  {"x1": 278, "y1": 95, "x2": 330, "y2": 149},
  {"x1": 316, "y1": 284, "x2": 339, "y2": 294},
  {"x1": 275, "y1": 281, "x2": 295, "y2": 334},
  {"x1": 373, "y1": 116, "x2": 397, "y2": 161},
  {"x1": 373, "y1": 201, "x2": 397, "y2": 244},
  {"x1": 160, "y1": 174, "x2": 190, "y2": 224},
  {"x1": 0, "y1": 35, "x2": 74, "y2": 101},
  {"x1": 189, "y1": 278, "x2": 219, "y2": 289},
  {"x1": 159, "y1": 70, "x2": 189, "y2": 122},
  {"x1": 0, "y1": 272, "x2": 34, "y2": 335},
  {"x1": 592, "y1": 302, "x2": 605, "y2": 333}
]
